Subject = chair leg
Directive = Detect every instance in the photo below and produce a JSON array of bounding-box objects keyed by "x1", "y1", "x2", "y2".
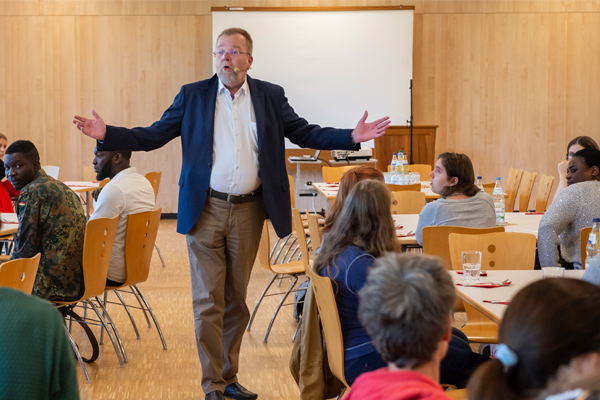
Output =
[
  {"x1": 113, "y1": 290, "x2": 141, "y2": 339},
  {"x1": 130, "y1": 288, "x2": 152, "y2": 328},
  {"x1": 64, "y1": 325, "x2": 91, "y2": 383},
  {"x1": 264, "y1": 275, "x2": 299, "y2": 343},
  {"x1": 93, "y1": 296, "x2": 128, "y2": 363},
  {"x1": 132, "y1": 285, "x2": 167, "y2": 350},
  {"x1": 154, "y1": 243, "x2": 166, "y2": 268},
  {"x1": 247, "y1": 274, "x2": 278, "y2": 331},
  {"x1": 88, "y1": 300, "x2": 125, "y2": 367},
  {"x1": 292, "y1": 314, "x2": 302, "y2": 342},
  {"x1": 281, "y1": 237, "x2": 298, "y2": 263}
]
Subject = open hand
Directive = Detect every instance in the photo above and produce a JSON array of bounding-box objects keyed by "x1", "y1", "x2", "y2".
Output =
[
  {"x1": 73, "y1": 109, "x2": 107, "y2": 140},
  {"x1": 351, "y1": 111, "x2": 391, "y2": 143}
]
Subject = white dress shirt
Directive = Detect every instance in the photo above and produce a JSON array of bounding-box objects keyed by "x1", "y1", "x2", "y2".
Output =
[
  {"x1": 209, "y1": 78, "x2": 260, "y2": 194},
  {"x1": 90, "y1": 167, "x2": 156, "y2": 282}
]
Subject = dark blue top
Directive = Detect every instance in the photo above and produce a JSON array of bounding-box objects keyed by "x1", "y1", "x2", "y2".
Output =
[{"x1": 319, "y1": 245, "x2": 376, "y2": 361}]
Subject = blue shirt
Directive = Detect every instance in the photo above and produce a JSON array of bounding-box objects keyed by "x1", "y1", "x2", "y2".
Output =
[{"x1": 319, "y1": 245, "x2": 376, "y2": 361}]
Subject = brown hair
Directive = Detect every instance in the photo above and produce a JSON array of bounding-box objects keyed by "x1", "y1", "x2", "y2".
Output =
[
  {"x1": 437, "y1": 152, "x2": 479, "y2": 198},
  {"x1": 314, "y1": 179, "x2": 400, "y2": 279},
  {"x1": 0, "y1": 132, "x2": 7, "y2": 141},
  {"x1": 468, "y1": 278, "x2": 600, "y2": 400},
  {"x1": 567, "y1": 136, "x2": 599, "y2": 156},
  {"x1": 322, "y1": 166, "x2": 384, "y2": 234},
  {"x1": 217, "y1": 27, "x2": 253, "y2": 54}
]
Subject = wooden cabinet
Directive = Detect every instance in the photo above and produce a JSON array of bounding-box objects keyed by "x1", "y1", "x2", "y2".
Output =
[{"x1": 374, "y1": 125, "x2": 438, "y2": 171}]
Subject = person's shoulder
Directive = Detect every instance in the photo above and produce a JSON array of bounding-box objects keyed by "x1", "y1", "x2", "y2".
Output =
[
  {"x1": 182, "y1": 75, "x2": 218, "y2": 91},
  {"x1": 474, "y1": 191, "x2": 495, "y2": 204},
  {"x1": 247, "y1": 75, "x2": 283, "y2": 93},
  {"x1": 0, "y1": 287, "x2": 62, "y2": 320}
]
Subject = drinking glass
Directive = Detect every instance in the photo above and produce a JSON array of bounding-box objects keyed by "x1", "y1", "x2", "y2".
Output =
[{"x1": 462, "y1": 251, "x2": 482, "y2": 284}]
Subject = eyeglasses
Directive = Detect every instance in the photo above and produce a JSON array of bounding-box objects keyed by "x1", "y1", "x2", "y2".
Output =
[{"x1": 213, "y1": 49, "x2": 251, "y2": 58}]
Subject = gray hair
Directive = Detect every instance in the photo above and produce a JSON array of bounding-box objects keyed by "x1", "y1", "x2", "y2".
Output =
[
  {"x1": 217, "y1": 27, "x2": 253, "y2": 55},
  {"x1": 358, "y1": 253, "x2": 456, "y2": 368}
]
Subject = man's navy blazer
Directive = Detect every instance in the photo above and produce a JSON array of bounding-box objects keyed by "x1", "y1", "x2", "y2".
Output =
[{"x1": 100, "y1": 75, "x2": 355, "y2": 237}]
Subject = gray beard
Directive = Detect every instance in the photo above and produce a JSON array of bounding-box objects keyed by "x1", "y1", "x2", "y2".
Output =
[{"x1": 217, "y1": 69, "x2": 238, "y2": 86}]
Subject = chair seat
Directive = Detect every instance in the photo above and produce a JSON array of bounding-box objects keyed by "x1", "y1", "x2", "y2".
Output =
[
  {"x1": 270, "y1": 260, "x2": 307, "y2": 275},
  {"x1": 459, "y1": 323, "x2": 499, "y2": 344}
]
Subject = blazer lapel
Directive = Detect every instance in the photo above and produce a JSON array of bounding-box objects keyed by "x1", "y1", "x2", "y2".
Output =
[
  {"x1": 203, "y1": 76, "x2": 219, "y2": 146},
  {"x1": 248, "y1": 76, "x2": 266, "y2": 153}
]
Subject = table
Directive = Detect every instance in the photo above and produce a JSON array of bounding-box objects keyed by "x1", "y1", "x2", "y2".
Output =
[
  {"x1": 0, "y1": 213, "x2": 19, "y2": 236},
  {"x1": 64, "y1": 181, "x2": 100, "y2": 219},
  {"x1": 393, "y1": 212, "x2": 544, "y2": 246},
  {"x1": 451, "y1": 269, "x2": 585, "y2": 324},
  {"x1": 313, "y1": 181, "x2": 437, "y2": 202}
]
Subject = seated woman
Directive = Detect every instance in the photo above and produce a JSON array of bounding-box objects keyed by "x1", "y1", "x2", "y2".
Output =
[
  {"x1": 538, "y1": 148, "x2": 600, "y2": 269},
  {"x1": 468, "y1": 278, "x2": 600, "y2": 400},
  {"x1": 322, "y1": 165, "x2": 384, "y2": 235},
  {"x1": 415, "y1": 152, "x2": 496, "y2": 245},
  {"x1": 553, "y1": 136, "x2": 599, "y2": 202},
  {"x1": 314, "y1": 179, "x2": 488, "y2": 387}
]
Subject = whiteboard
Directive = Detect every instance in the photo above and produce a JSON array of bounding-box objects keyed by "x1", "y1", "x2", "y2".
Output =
[{"x1": 213, "y1": 9, "x2": 413, "y2": 148}]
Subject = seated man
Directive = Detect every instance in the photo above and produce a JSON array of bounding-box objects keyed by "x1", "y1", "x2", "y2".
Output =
[
  {"x1": 0, "y1": 287, "x2": 80, "y2": 399},
  {"x1": 347, "y1": 253, "x2": 459, "y2": 400},
  {"x1": 89, "y1": 147, "x2": 155, "y2": 286},
  {"x1": 6, "y1": 140, "x2": 86, "y2": 302}
]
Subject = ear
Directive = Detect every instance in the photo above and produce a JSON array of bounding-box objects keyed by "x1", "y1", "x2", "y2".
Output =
[
  {"x1": 448, "y1": 176, "x2": 459, "y2": 187},
  {"x1": 247, "y1": 55, "x2": 254, "y2": 70},
  {"x1": 574, "y1": 352, "x2": 600, "y2": 375},
  {"x1": 33, "y1": 160, "x2": 41, "y2": 173},
  {"x1": 113, "y1": 152, "x2": 123, "y2": 165},
  {"x1": 590, "y1": 165, "x2": 600, "y2": 178}
]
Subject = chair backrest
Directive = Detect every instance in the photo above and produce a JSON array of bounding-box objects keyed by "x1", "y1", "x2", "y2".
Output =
[
  {"x1": 386, "y1": 183, "x2": 421, "y2": 192},
  {"x1": 505, "y1": 168, "x2": 524, "y2": 213},
  {"x1": 99, "y1": 177, "x2": 110, "y2": 188},
  {"x1": 390, "y1": 191, "x2": 426, "y2": 214},
  {"x1": 422, "y1": 226, "x2": 505, "y2": 269},
  {"x1": 291, "y1": 209, "x2": 310, "y2": 271},
  {"x1": 482, "y1": 183, "x2": 495, "y2": 196},
  {"x1": 83, "y1": 166, "x2": 96, "y2": 182},
  {"x1": 518, "y1": 171, "x2": 537, "y2": 212},
  {"x1": 449, "y1": 232, "x2": 537, "y2": 271},
  {"x1": 0, "y1": 253, "x2": 41, "y2": 293},
  {"x1": 81, "y1": 216, "x2": 119, "y2": 299},
  {"x1": 288, "y1": 175, "x2": 295, "y2": 209},
  {"x1": 408, "y1": 163, "x2": 432, "y2": 176},
  {"x1": 535, "y1": 175, "x2": 555, "y2": 212},
  {"x1": 145, "y1": 171, "x2": 162, "y2": 202},
  {"x1": 258, "y1": 221, "x2": 273, "y2": 272},
  {"x1": 322, "y1": 166, "x2": 355, "y2": 183},
  {"x1": 581, "y1": 226, "x2": 592, "y2": 268},
  {"x1": 306, "y1": 268, "x2": 350, "y2": 390},
  {"x1": 122, "y1": 209, "x2": 162, "y2": 287},
  {"x1": 42, "y1": 165, "x2": 60, "y2": 180},
  {"x1": 306, "y1": 213, "x2": 322, "y2": 255}
]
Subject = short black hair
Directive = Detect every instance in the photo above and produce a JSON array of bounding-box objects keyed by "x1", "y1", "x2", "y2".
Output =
[
  {"x1": 6, "y1": 140, "x2": 40, "y2": 163},
  {"x1": 94, "y1": 144, "x2": 132, "y2": 161}
]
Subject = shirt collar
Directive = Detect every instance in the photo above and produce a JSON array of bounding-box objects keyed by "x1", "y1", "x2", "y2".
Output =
[
  {"x1": 111, "y1": 166, "x2": 136, "y2": 181},
  {"x1": 217, "y1": 77, "x2": 249, "y2": 98}
]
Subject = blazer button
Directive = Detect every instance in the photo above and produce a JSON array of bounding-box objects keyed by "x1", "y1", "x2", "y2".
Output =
[{"x1": 208, "y1": 163, "x2": 212, "y2": 167}]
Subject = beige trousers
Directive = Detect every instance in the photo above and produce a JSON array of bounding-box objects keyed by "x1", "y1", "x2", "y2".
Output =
[{"x1": 186, "y1": 193, "x2": 266, "y2": 394}]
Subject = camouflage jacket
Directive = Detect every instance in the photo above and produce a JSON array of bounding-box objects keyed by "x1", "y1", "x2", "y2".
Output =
[{"x1": 11, "y1": 170, "x2": 86, "y2": 302}]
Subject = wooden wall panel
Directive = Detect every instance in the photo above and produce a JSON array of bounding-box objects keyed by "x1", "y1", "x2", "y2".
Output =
[{"x1": 2, "y1": 0, "x2": 600, "y2": 212}]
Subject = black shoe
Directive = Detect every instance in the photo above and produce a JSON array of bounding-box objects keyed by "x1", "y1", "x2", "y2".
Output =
[
  {"x1": 205, "y1": 391, "x2": 225, "y2": 400},
  {"x1": 223, "y1": 383, "x2": 258, "y2": 400}
]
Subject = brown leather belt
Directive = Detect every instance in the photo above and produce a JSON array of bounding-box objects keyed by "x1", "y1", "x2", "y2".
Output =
[{"x1": 208, "y1": 187, "x2": 261, "y2": 204}]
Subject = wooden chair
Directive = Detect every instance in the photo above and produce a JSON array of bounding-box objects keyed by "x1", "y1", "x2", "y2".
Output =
[
  {"x1": 505, "y1": 168, "x2": 524, "y2": 213},
  {"x1": 246, "y1": 212, "x2": 309, "y2": 342},
  {"x1": 0, "y1": 253, "x2": 41, "y2": 293},
  {"x1": 306, "y1": 212, "x2": 323, "y2": 256},
  {"x1": 390, "y1": 191, "x2": 426, "y2": 214},
  {"x1": 482, "y1": 183, "x2": 495, "y2": 196},
  {"x1": 535, "y1": 175, "x2": 555, "y2": 212},
  {"x1": 54, "y1": 216, "x2": 120, "y2": 382},
  {"x1": 407, "y1": 163, "x2": 432, "y2": 177},
  {"x1": 103, "y1": 209, "x2": 166, "y2": 350},
  {"x1": 145, "y1": 171, "x2": 166, "y2": 268},
  {"x1": 306, "y1": 267, "x2": 350, "y2": 396},
  {"x1": 446, "y1": 389, "x2": 469, "y2": 400},
  {"x1": 83, "y1": 166, "x2": 96, "y2": 182},
  {"x1": 448, "y1": 232, "x2": 536, "y2": 343},
  {"x1": 42, "y1": 165, "x2": 60, "y2": 179},
  {"x1": 518, "y1": 171, "x2": 537, "y2": 212},
  {"x1": 581, "y1": 226, "x2": 592, "y2": 268},
  {"x1": 386, "y1": 183, "x2": 421, "y2": 192},
  {"x1": 322, "y1": 166, "x2": 355, "y2": 183}
]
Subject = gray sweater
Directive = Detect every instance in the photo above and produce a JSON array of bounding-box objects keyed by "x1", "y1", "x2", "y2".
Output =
[
  {"x1": 415, "y1": 191, "x2": 497, "y2": 245},
  {"x1": 538, "y1": 180, "x2": 600, "y2": 269}
]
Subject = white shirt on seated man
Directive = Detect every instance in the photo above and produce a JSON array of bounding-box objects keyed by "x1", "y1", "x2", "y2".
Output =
[{"x1": 89, "y1": 148, "x2": 156, "y2": 286}]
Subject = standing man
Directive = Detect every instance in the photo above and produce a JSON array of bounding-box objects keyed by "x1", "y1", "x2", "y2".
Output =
[
  {"x1": 89, "y1": 147, "x2": 156, "y2": 286},
  {"x1": 73, "y1": 27, "x2": 390, "y2": 400}
]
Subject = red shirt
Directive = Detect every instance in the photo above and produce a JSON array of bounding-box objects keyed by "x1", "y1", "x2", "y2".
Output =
[{"x1": 346, "y1": 368, "x2": 452, "y2": 400}]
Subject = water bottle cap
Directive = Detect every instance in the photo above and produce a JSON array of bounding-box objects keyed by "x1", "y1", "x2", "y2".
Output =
[
  {"x1": 477, "y1": 176, "x2": 482, "y2": 179},
  {"x1": 594, "y1": 218, "x2": 600, "y2": 222},
  {"x1": 495, "y1": 177, "x2": 501, "y2": 180}
]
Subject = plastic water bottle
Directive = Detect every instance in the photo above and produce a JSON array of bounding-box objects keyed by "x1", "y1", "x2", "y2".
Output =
[
  {"x1": 585, "y1": 218, "x2": 600, "y2": 269},
  {"x1": 493, "y1": 177, "x2": 505, "y2": 226},
  {"x1": 397, "y1": 151, "x2": 405, "y2": 175},
  {"x1": 390, "y1": 153, "x2": 398, "y2": 183},
  {"x1": 476, "y1": 176, "x2": 484, "y2": 192},
  {"x1": 401, "y1": 152, "x2": 409, "y2": 174}
]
